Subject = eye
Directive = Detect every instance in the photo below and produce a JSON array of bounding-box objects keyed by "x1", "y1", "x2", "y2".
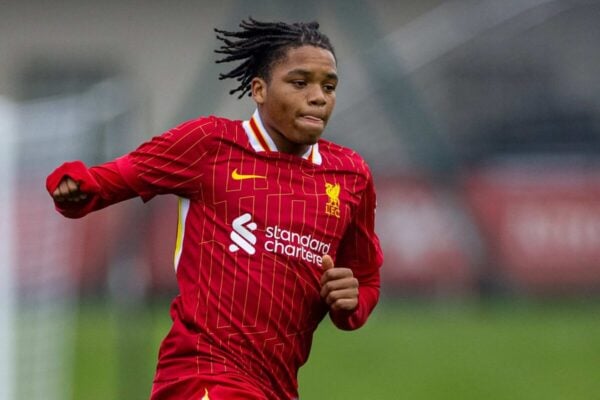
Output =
[
  {"x1": 323, "y1": 84, "x2": 337, "y2": 93},
  {"x1": 292, "y1": 80, "x2": 307, "y2": 88}
]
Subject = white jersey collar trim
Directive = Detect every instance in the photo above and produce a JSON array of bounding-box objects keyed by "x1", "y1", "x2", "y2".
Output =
[{"x1": 242, "y1": 109, "x2": 322, "y2": 165}]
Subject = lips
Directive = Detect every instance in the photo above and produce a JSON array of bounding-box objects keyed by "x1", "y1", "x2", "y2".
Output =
[
  {"x1": 299, "y1": 114, "x2": 325, "y2": 124},
  {"x1": 302, "y1": 115, "x2": 323, "y2": 121}
]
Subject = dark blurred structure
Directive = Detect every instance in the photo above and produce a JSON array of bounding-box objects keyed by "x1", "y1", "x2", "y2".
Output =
[{"x1": 2, "y1": 0, "x2": 598, "y2": 301}]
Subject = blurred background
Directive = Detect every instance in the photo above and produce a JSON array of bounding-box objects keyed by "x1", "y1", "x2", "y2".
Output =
[{"x1": 1, "y1": 0, "x2": 599, "y2": 399}]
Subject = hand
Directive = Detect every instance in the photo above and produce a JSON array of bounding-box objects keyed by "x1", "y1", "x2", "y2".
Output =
[
  {"x1": 320, "y1": 255, "x2": 359, "y2": 312},
  {"x1": 52, "y1": 177, "x2": 89, "y2": 203}
]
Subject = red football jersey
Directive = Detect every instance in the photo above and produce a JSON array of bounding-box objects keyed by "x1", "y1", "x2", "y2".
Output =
[{"x1": 48, "y1": 111, "x2": 383, "y2": 399}]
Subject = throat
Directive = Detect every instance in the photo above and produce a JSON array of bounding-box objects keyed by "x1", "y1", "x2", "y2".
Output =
[
  {"x1": 262, "y1": 123, "x2": 312, "y2": 157},
  {"x1": 270, "y1": 132, "x2": 311, "y2": 157},
  {"x1": 253, "y1": 109, "x2": 313, "y2": 157}
]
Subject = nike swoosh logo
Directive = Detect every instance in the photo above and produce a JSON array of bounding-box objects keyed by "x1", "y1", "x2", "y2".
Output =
[{"x1": 231, "y1": 168, "x2": 266, "y2": 181}]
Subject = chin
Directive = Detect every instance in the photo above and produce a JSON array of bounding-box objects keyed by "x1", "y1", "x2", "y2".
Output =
[
  {"x1": 296, "y1": 127, "x2": 324, "y2": 143},
  {"x1": 300, "y1": 133, "x2": 321, "y2": 145}
]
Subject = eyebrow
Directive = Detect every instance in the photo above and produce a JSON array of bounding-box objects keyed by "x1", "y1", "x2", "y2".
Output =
[{"x1": 286, "y1": 68, "x2": 338, "y2": 81}]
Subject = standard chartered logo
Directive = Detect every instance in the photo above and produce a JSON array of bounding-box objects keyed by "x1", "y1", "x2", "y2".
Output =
[
  {"x1": 229, "y1": 213, "x2": 258, "y2": 255},
  {"x1": 228, "y1": 213, "x2": 330, "y2": 265},
  {"x1": 264, "y1": 225, "x2": 330, "y2": 265}
]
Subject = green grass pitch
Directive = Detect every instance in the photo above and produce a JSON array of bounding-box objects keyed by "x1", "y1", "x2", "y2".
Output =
[{"x1": 72, "y1": 299, "x2": 600, "y2": 399}]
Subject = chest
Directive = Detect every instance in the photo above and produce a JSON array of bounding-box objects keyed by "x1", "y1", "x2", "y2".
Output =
[{"x1": 201, "y1": 150, "x2": 363, "y2": 260}]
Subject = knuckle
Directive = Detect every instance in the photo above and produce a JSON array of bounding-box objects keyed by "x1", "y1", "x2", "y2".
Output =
[{"x1": 326, "y1": 292, "x2": 338, "y2": 304}]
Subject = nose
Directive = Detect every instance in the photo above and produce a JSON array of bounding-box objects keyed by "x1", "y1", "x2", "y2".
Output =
[{"x1": 307, "y1": 84, "x2": 326, "y2": 106}]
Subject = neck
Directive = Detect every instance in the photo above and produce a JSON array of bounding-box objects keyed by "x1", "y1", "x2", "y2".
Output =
[
  {"x1": 269, "y1": 133, "x2": 309, "y2": 156},
  {"x1": 256, "y1": 109, "x2": 310, "y2": 157}
]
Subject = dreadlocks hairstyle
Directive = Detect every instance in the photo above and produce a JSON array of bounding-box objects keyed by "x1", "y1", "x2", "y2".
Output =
[{"x1": 214, "y1": 17, "x2": 336, "y2": 98}]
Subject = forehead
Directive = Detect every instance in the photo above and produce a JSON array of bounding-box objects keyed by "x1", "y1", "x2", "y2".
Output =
[{"x1": 273, "y1": 45, "x2": 337, "y2": 76}]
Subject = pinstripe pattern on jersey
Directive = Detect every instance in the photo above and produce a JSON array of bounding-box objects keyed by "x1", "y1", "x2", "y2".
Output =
[{"x1": 126, "y1": 115, "x2": 380, "y2": 399}]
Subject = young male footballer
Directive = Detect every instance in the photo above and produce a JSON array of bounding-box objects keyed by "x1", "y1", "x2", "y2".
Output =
[{"x1": 47, "y1": 18, "x2": 383, "y2": 400}]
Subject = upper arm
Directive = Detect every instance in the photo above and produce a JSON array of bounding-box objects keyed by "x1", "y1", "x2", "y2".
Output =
[
  {"x1": 335, "y1": 170, "x2": 383, "y2": 285},
  {"x1": 116, "y1": 118, "x2": 215, "y2": 201},
  {"x1": 328, "y1": 169, "x2": 384, "y2": 330}
]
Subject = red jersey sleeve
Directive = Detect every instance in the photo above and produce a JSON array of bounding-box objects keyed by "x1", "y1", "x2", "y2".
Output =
[
  {"x1": 46, "y1": 117, "x2": 214, "y2": 218},
  {"x1": 330, "y1": 169, "x2": 384, "y2": 330},
  {"x1": 116, "y1": 117, "x2": 214, "y2": 201},
  {"x1": 46, "y1": 160, "x2": 137, "y2": 218}
]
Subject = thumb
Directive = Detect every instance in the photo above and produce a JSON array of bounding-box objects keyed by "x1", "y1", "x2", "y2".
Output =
[{"x1": 321, "y1": 254, "x2": 334, "y2": 271}]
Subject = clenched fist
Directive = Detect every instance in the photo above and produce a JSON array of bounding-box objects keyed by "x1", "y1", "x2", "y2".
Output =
[
  {"x1": 52, "y1": 177, "x2": 88, "y2": 203},
  {"x1": 320, "y1": 255, "x2": 359, "y2": 312}
]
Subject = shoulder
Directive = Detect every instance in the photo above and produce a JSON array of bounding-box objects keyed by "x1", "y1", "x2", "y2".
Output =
[
  {"x1": 169, "y1": 115, "x2": 243, "y2": 139},
  {"x1": 318, "y1": 139, "x2": 373, "y2": 179},
  {"x1": 135, "y1": 115, "x2": 245, "y2": 158}
]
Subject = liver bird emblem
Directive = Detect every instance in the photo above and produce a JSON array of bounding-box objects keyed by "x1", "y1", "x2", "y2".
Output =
[{"x1": 325, "y1": 183, "x2": 341, "y2": 217}]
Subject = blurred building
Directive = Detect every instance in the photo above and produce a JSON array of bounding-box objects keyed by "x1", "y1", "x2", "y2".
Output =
[{"x1": 2, "y1": 0, "x2": 600, "y2": 300}]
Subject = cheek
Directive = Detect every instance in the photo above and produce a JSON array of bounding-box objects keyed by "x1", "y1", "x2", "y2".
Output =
[
  {"x1": 274, "y1": 98, "x2": 293, "y2": 122},
  {"x1": 266, "y1": 87, "x2": 301, "y2": 127},
  {"x1": 265, "y1": 92, "x2": 285, "y2": 115},
  {"x1": 328, "y1": 97, "x2": 336, "y2": 113}
]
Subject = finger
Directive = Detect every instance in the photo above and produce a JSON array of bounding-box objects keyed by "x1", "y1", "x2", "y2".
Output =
[
  {"x1": 324, "y1": 287, "x2": 359, "y2": 305},
  {"x1": 321, "y1": 277, "x2": 359, "y2": 298},
  {"x1": 320, "y1": 267, "x2": 353, "y2": 285},
  {"x1": 321, "y1": 254, "x2": 334, "y2": 271},
  {"x1": 62, "y1": 179, "x2": 83, "y2": 202},
  {"x1": 66, "y1": 178, "x2": 79, "y2": 193},
  {"x1": 55, "y1": 181, "x2": 78, "y2": 202},
  {"x1": 58, "y1": 181, "x2": 72, "y2": 199},
  {"x1": 52, "y1": 186, "x2": 64, "y2": 201},
  {"x1": 330, "y1": 298, "x2": 358, "y2": 312}
]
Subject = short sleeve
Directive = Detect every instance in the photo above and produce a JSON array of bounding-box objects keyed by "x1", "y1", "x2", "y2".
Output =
[{"x1": 116, "y1": 117, "x2": 216, "y2": 201}]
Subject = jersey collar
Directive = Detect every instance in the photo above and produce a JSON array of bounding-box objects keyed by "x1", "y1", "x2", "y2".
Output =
[{"x1": 242, "y1": 110, "x2": 322, "y2": 165}]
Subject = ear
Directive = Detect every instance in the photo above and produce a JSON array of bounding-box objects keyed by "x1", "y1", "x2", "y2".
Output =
[{"x1": 251, "y1": 77, "x2": 267, "y2": 105}]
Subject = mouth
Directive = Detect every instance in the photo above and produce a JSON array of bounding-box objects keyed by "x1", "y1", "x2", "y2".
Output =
[{"x1": 298, "y1": 114, "x2": 325, "y2": 126}]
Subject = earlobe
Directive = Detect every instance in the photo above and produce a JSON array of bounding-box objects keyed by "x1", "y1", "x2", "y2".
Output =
[{"x1": 251, "y1": 78, "x2": 266, "y2": 104}]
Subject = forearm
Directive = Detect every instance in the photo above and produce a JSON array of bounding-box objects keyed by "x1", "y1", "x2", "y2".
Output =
[{"x1": 46, "y1": 159, "x2": 137, "y2": 218}]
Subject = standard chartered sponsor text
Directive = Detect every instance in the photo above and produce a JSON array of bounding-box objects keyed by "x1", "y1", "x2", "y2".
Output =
[{"x1": 265, "y1": 225, "x2": 330, "y2": 265}]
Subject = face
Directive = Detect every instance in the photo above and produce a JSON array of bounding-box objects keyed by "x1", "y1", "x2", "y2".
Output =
[{"x1": 251, "y1": 45, "x2": 338, "y2": 156}]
